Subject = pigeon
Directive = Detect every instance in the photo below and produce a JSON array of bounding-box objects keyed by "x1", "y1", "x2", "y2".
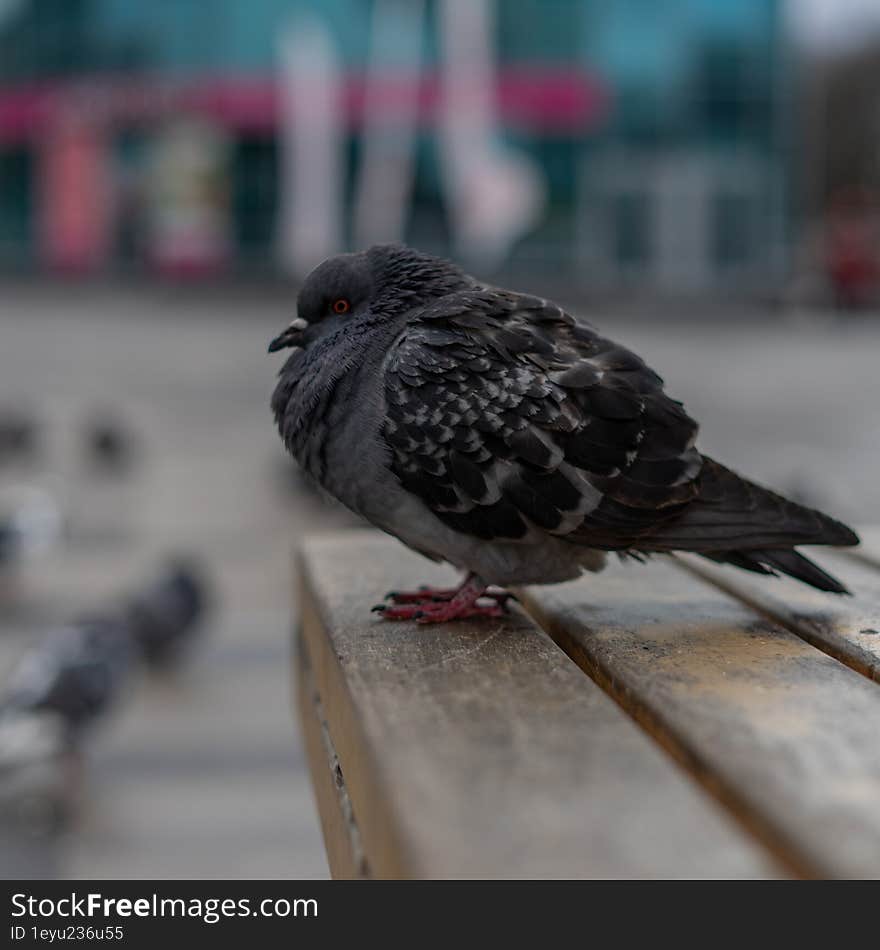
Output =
[{"x1": 270, "y1": 244, "x2": 859, "y2": 623}]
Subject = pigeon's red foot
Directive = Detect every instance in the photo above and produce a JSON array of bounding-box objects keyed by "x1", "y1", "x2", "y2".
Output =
[
  {"x1": 382, "y1": 584, "x2": 459, "y2": 604},
  {"x1": 372, "y1": 575, "x2": 513, "y2": 624}
]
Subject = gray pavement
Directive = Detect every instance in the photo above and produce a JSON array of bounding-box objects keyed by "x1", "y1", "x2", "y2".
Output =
[{"x1": 0, "y1": 285, "x2": 877, "y2": 879}]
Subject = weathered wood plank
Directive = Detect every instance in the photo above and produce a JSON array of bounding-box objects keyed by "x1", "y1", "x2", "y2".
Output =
[
  {"x1": 675, "y1": 543, "x2": 880, "y2": 683},
  {"x1": 518, "y1": 558, "x2": 880, "y2": 879},
  {"x1": 298, "y1": 532, "x2": 781, "y2": 879},
  {"x1": 295, "y1": 633, "x2": 369, "y2": 879}
]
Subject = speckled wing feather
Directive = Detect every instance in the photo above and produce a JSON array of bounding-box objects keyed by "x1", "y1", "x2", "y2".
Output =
[{"x1": 382, "y1": 289, "x2": 704, "y2": 550}]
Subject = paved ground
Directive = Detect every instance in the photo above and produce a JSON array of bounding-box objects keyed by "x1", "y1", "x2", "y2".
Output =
[{"x1": 0, "y1": 285, "x2": 877, "y2": 879}]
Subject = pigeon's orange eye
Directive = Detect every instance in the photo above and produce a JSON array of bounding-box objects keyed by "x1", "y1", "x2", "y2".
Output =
[{"x1": 332, "y1": 298, "x2": 350, "y2": 315}]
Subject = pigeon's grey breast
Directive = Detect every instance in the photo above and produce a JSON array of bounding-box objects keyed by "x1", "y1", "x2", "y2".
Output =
[{"x1": 273, "y1": 314, "x2": 424, "y2": 530}]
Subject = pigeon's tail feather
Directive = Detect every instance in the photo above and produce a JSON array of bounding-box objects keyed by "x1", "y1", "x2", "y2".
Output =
[
  {"x1": 699, "y1": 548, "x2": 851, "y2": 594},
  {"x1": 648, "y1": 457, "x2": 859, "y2": 552},
  {"x1": 642, "y1": 458, "x2": 858, "y2": 593}
]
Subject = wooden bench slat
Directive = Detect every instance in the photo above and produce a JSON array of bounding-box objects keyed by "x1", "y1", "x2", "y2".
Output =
[
  {"x1": 295, "y1": 634, "x2": 369, "y2": 879},
  {"x1": 675, "y1": 543, "x2": 880, "y2": 683},
  {"x1": 298, "y1": 533, "x2": 781, "y2": 879},
  {"x1": 518, "y1": 558, "x2": 880, "y2": 879}
]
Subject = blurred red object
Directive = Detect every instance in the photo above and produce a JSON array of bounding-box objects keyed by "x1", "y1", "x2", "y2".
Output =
[
  {"x1": 37, "y1": 119, "x2": 112, "y2": 274},
  {"x1": 825, "y1": 188, "x2": 880, "y2": 310}
]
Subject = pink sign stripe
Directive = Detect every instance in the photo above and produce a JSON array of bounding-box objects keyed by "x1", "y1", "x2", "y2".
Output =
[{"x1": 0, "y1": 69, "x2": 608, "y2": 142}]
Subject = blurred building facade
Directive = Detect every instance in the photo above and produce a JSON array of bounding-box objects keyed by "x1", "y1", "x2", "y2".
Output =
[{"x1": 0, "y1": 0, "x2": 788, "y2": 295}]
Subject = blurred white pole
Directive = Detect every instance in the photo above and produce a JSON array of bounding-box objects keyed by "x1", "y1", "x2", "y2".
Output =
[
  {"x1": 353, "y1": 0, "x2": 425, "y2": 248},
  {"x1": 276, "y1": 19, "x2": 345, "y2": 278},
  {"x1": 437, "y1": 0, "x2": 546, "y2": 270}
]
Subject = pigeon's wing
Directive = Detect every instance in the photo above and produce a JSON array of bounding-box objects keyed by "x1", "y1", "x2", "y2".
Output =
[{"x1": 382, "y1": 289, "x2": 703, "y2": 549}]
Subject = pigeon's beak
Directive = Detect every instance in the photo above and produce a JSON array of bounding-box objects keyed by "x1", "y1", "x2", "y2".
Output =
[{"x1": 268, "y1": 317, "x2": 309, "y2": 353}]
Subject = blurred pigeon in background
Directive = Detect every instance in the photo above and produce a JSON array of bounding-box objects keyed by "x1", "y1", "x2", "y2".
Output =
[{"x1": 270, "y1": 244, "x2": 859, "y2": 623}]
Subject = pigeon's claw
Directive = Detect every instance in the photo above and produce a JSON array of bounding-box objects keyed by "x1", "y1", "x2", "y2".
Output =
[{"x1": 373, "y1": 575, "x2": 512, "y2": 624}]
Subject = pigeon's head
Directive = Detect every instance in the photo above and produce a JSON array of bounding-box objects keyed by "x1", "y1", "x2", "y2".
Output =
[
  {"x1": 268, "y1": 244, "x2": 468, "y2": 353},
  {"x1": 268, "y1": 252, "x2": 373, "y2": 353}
]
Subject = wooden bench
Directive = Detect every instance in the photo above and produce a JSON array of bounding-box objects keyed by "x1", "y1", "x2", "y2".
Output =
[{"x1": 295, "y1": 528, "x2": 880, "y2": 879}]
